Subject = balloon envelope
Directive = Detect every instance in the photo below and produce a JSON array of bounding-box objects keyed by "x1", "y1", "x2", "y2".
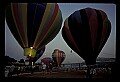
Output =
[
  {"x1": 32, "y1": 46, "x2": 46, "y2": 62},
  {"x1": 52, "y1": 49, "x2": 66, "y2": 66},
  {"x1": 62, "y1": 7, "x2": 111, "y2": 65},
  {"x1": 41, "y1": 57, "x2": 53, "y2": 66},
  {"x1": 5, "y1": 3, "x2": 63, "y2": 57}
]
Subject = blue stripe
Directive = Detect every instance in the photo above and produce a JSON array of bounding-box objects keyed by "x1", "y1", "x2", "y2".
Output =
[{"x1": 27, "y1": 3, "x2": 37, "y2": 47}]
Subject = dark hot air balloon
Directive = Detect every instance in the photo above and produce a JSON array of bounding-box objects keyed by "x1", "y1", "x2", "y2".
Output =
[
  {"x1": 41, "y1": 57, "x2": 53, "y2": 66},
  {"x1": 5, "y1": 3, "x2": 63, "y2": 58},
  {"x1": 62, "y1": 7, "x2": 111, "y2": 78},
  {"x1": 31, "y1": 46, "x2": 46, "y2": 63}
]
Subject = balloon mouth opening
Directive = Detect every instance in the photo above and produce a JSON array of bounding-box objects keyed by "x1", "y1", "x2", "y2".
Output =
[
  {"x1": 85, "y1": 59, "x2": 96, "y2": 65},
  {"x1": 24, "y1": 47, "x2": 37, "y2": 58}
]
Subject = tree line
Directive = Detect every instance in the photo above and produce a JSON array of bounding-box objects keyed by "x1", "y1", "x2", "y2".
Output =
[{"x1": 4, "y1": 55, "x2": 25, "y2": 66}]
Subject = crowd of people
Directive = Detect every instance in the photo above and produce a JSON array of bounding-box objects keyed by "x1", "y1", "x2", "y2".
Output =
[
  {"x1": 5, "y1": 65, "x2": 21, "y2": 77},
  {"x1": 5, "y1": 62, "x2": 112, "y2": 78},
  {"x1": 5, "y1": 62, "x2": 53, "y2": 77}
]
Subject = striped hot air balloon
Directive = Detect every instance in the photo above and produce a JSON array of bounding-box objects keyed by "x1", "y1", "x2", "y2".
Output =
[
  {"x1": 52, "y1": 49, "x2": 66, "y2": 67},
  {"x1": 5, "y1": 3, "x2": 63, "y2": 58},
  {"x1": 62, "y1": 7, "x2": 111, "y2": 65}
]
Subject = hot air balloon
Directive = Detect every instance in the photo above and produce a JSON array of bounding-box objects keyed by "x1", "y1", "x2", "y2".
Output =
[
  {"x1": 5, "y1": 3, "x2": 63, "y2": 58},
  {"x1": 52, "y1": 49, "x2": 66, "y2": 67},
  {"x1": 62, "y1": 7, "x2": 111, "y2": 78},
  {"x1": 41, "y1": 57, "x2": 53, "y2": 66}
]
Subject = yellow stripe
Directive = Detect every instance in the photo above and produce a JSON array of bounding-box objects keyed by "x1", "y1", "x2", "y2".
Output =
[
  {"x1": 36, "y1": 4, "x2": 62, "y2": 49},
  {"x1": 56, "y1": 50, "x2": 58, "y2": 64},
  {"x1": 36, "y1": 6, "x2": 61, "y2": 49},
  {"x1": 33, "y1": 3, "x2": 52, "y2": 48},
  {"x1": 11, "y1": 3, "x2": 26, "y2": 47},
  {"x1": 48, "y1": 7, "x2": 61, "y2": 32},
  {"x1": 64, "y1": 18, "x2": 69, "y2": 30}
]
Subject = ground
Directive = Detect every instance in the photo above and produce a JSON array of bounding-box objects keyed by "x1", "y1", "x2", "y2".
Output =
[{"x1": 9, "y1": 70, "x2": 112, "y2": 79}]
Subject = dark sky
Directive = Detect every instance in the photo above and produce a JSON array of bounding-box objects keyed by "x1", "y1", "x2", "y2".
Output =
[{"x1": 5, "y1": 3, "x2": 116, "y2": 64}]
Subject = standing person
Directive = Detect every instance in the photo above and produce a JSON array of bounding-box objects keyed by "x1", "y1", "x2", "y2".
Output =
[
  {"x1": 49, "y1": 63, "x2": 52, "y2": 74},
  {"x1": 86, "y1": 65, "x2": 92, "y2": 78},
  {"x1": 17, "y1": 66, "x2": 21, "y2": 75},
  {"x1": 42, "y1": 62, "x2": 46, "y2": 76},
  {"x1": 8, "y1": 65, "x2": 15, "y2": 77}
]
